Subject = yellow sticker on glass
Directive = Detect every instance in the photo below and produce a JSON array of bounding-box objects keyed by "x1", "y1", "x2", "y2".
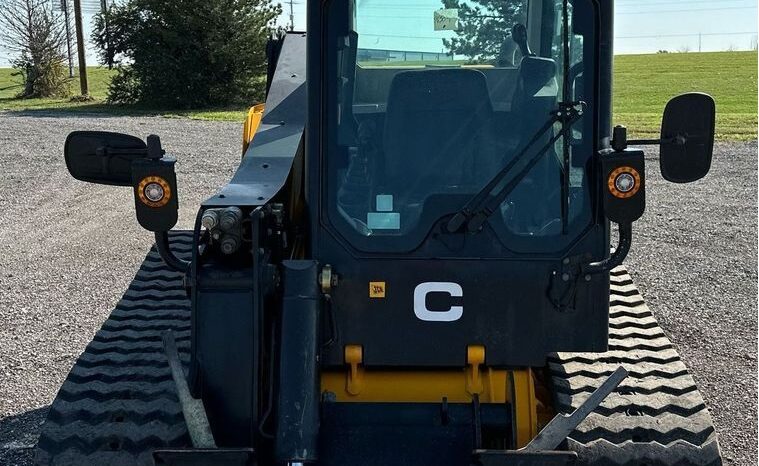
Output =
[{"x1": 369, "y1": 282, "x2": 386, "y2": 298}]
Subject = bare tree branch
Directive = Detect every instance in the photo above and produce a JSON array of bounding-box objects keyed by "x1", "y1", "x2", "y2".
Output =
[{"x1": 0, "y1": 0, "x2": 70, "y2": 97}]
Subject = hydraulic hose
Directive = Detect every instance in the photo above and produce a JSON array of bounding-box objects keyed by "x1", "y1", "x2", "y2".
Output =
[
  {"x1": 154, "y1": 231, "x2": 191, "y2": 274},
  {"x1": 584, "y1": 223, "x2": 632, "y2": 275}
]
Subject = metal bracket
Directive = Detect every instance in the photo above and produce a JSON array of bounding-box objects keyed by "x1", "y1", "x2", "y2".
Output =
[
  {"x1": 465, "y1": 345, "x2": 485, "y2": 395},
  {"x1": 522, "y1": 366, "x2": 628, "y2": 452},
  {"x1": 345, "y1": 345, "x2": 364, "y2": 395},
  {"x1": 319, "y1": 264, "x2": 337, "y2": 294},
  {"x1": 548, "y1": 255, "x2": 589, "y2": 312}
]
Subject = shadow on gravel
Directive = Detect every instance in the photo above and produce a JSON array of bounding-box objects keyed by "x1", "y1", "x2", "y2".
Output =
[
  {"x1": 1, "y1": 105, "x2": 161, "y2": 119},
  {"x1": 1, "y1": 102, "x2": 246, "y2": 120},
  {"x1": 0, "y1": 406, "x2": 48, "y2": 466}
]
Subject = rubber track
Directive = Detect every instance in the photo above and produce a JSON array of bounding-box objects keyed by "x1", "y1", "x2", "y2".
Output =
[
  {"x1": 549, "y1": 266, "x2": 722, "y2": 465},
  {"x1": 35, "y1": 232, "x2": 194, "y2": 466}
]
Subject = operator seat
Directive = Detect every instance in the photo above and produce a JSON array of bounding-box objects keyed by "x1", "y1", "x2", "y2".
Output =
[
  {"x1": 382, "y1": 68, "x2": 496, "y2": 201},
  {"x1": 500, "y1": 56, "x2": 562, "y2": 235},
  {"x1": 511, "y1": 56, "x2": 558, "y2": 137}
]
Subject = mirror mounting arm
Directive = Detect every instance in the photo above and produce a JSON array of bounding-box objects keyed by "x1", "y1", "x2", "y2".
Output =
[
  {"x1": 583, "y1": 222, "x2": 632, "y2": 275},
  {"x1": 612, "y1": 125, "x2": 687, "y2": 150},
  {"x1": 626, "y1": 135, "x2": 687, "y2": 147},
  {"x1": 146, "y1": 134, "x2": 166, "y2": 159},
  {"x1": 155, "y1": 231, "x2": 191, "y2": 274}
]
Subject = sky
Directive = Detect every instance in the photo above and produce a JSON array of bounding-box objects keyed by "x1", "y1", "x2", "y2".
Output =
[
  {"x1": 278, "y1": 0, "x2": 759, "y2": 54},
  {"x1": 0, "y1": 0, "x2": 757, "y2": 67}
]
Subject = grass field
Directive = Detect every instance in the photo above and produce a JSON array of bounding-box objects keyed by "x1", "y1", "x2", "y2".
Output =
[
  {"x1": 0, "y1": 67, "x2": 247, "y2": 121},
  {"x1": 1, "y1": 51, "x2": 756, "y2": 139},
  {"x1": 614, "y1": 51, "x2": 757, "y2": 140}
]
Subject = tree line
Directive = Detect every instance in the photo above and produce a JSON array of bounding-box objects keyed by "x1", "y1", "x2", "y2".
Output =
[
  {"x1": 1, "y1": 0, "x2": 529, "y2": 106},
  {"x1": 0, "y1": 0, "x2": 280, "y2": 108}
]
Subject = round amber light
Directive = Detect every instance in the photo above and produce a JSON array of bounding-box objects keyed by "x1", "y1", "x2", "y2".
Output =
[
  {"x1": 137, "y1": 176, "x2": 171, "y2": 208},
  {"x1": 615, "y1": 173, "x2": 636, "y2": 193},
  {"x1": 144, "y1": 182, "x2": 165, "y2": 202},
  {"x1": 607, "y1": 166, "x2": 641, "y2": 199}
]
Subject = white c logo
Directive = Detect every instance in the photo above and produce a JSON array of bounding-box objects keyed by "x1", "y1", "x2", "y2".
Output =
[{"x1": 413, "y1": 282, "x2": 463, "y2": 322}]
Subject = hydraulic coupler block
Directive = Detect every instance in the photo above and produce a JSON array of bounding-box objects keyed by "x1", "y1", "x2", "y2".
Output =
[
  {"x1": 219, "y1": 206, "x2": 243, "y2": 231},
  {"x1": 201, "y1": 206, "x2": 244, "y2": 255},
  {"x1": 201, "y1": 209, "x2": 220, "y2": 230},
  {"x1": 275, "y1": 261, "x2": 322, "y2": 463}
]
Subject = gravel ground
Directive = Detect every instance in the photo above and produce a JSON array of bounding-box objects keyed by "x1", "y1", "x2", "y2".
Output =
[
  {"x1": 0, "y1": 114, "x2": 756, "y2": 465},
  {"x1": 626, "y1": 141, "x2": 758, "y2": 466},
  {"x1": 0, "y1": 114, "x2": 242, "y2": 465}
]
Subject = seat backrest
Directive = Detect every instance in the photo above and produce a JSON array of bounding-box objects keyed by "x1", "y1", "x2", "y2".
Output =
[
  {"x1": 511, "y1": 56, "x2": 558, "y2": 133},
  {"x1": 382, "y1": 68, "x2": 495, "y2": 196}
]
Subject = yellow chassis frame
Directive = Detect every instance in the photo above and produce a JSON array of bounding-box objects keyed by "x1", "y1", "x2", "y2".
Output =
[{"x1": 321, "y1": 345, "x2": 545, "y2": 448}]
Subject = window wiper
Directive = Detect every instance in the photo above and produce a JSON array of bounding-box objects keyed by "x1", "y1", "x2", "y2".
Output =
[{"x1": 446, "y1": 100, "x2": 586, "y2": 234}]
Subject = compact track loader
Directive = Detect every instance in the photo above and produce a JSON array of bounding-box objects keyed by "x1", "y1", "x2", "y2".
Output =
[{"x1": 35, "y1": 0, "x2": 721, "y2": 465}]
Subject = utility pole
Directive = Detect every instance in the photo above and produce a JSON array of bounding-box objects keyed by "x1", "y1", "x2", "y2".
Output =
[
  {"x1": 61, "y1": 0, "x2": 74, "y2": 78},
  {"x1": 72, "y1": 0, "x2": 89, "y2": 96},
  {"x1": 288, "y1": 0, "x2": 295, "y2": 31},
  {"x1": 698, "y1": 33, "x2": 702, "y2": 53},
  {"x1": 100, "y1": 0, "x2": 112, "y2": 69}
]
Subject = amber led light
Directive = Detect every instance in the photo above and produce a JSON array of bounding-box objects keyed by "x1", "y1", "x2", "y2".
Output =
[
  {"x1": 137, "y1": 176, "x2": 171, "y2": 208},
  {"x1": 607, "y1": 166, "x2": 641, "y2": 199}
]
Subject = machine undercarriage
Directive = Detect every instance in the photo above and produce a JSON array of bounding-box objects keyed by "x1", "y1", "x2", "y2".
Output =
[{"x1": 35, "y1": 235, "x2": 721, "y2": 466}]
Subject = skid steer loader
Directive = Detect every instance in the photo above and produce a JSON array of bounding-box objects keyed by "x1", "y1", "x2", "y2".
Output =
[{"x1": 36, "y1": 0, "x2": 721, "y2": 465}]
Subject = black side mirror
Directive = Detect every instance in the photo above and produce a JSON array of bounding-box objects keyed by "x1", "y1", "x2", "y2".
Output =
[
  {"x1": 65, "y1": 131, "x2": 148, "y2": 186},
  {"x1": 64, "y1": 131, "x2": 178, "y2": 232},
  {"x1": 659, "y1": 93, "x2": 715, "y2": 183}
]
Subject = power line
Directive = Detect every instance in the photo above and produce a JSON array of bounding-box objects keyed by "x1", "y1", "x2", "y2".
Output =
[
  {"x1": 618, "y1": 0, "x2": 754, "y2": 5},
  {"x1": 617, "y1": 5, "x2": 757, "y2": 14},
  {"x1": 616, "y1": 0, "x2": 752, "y2": 3},
  {"x1": 617, "y1": 31, "x2": 758, "y2": 39}
]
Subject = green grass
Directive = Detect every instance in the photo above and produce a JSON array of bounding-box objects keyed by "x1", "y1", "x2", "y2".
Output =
[
  {"x1": 0, "y1": 67, "x2": 248, "y2": 121},
  {"x1": 1, "y1": 51, "x2": 757, "y2": 139},
  {"x1": 1, "y1": 67, "x2": 113, "y2": 109},
  {"x1": 614, "y1": 51, "x2": 757, "y2": 141}
]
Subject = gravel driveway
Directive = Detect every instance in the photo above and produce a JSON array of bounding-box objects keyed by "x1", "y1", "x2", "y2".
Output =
[{"x1": 0, "y1": 114, "x2": 756, "y2": 465}]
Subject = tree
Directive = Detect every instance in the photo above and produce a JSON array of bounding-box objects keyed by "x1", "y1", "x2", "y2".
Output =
[
  {"x1": 0, "y1": 0, "x2": 70, "y2": 98},
  {"x1": 441, "y1": 0, "x2": 527, "y2": 65},
  {"x1": 91, "y1": 4, "x2": 117, "y2": 69},
  {"x1": 92, "y1": 0, "x2": 281, "y2": 107}
]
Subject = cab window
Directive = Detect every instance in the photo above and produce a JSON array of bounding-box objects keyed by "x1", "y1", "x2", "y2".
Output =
[{"x1": 324, "y1": 0, "x2": 596, "y2": 253}]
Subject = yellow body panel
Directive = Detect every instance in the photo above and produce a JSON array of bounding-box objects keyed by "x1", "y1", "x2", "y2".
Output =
[
  {"x1": 242, "y1": 103, "x2": 265, "y2": 154},
  {"x1": 320, "y1": 344, "x2": 539, "y2": 447},
  {"x1": 321, "y1": 368, "x2": 509, "y2": 404},
  {"x1": 509, "y1": 368, "x2": 539, "y2": 448}
]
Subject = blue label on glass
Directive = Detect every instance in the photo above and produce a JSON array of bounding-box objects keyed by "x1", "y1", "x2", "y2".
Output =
[
  {"x1": 367, "y1": 212, "x2": 401, "y2": 230},
  {"x1": 376, "y1": 194, "x2": 394, "y2": 212}
]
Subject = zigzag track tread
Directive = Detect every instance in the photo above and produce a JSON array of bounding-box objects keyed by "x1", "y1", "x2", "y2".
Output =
[
  {"x1": 549, "y1": 265, "x2": 722, "y2": 465},
  {"x1": 35, "y1": 232, "x2": 193, "y2": 466}
]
